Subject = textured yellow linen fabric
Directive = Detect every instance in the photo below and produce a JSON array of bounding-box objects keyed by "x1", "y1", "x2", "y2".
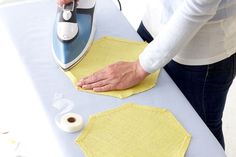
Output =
[
  {"x1": 65, "y1": 37, "x2": 160, "y2": 98},
  {"x1": 76, "y1": 103, "x2": 191, "y2": 157}
]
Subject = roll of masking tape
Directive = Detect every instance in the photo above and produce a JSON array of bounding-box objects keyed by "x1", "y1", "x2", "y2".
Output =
[{"x1": 59, "y1": 113, "x2": 83, "y2": 133}]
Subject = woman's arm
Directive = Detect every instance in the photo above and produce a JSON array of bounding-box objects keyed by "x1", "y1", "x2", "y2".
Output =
[{"x1": 139, "y1": 0, "x2": 222, "y2": 73}]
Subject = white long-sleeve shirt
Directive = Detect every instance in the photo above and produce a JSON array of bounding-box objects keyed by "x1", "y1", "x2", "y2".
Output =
[{"x1": 139, "y1": 0, "x2": 236, "y2": 73}]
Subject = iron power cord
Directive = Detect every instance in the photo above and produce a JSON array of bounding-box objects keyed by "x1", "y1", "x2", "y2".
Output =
[{"x1": 117, "y1": 0, "x2": 122, "y2": 11}]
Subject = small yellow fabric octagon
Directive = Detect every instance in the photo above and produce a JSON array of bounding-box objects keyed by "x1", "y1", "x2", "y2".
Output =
[
  {"x1": 76, "y1": 103, "x2": 191, "y2": 157},
  {"x1": 65, "y1": 37, "x2": 160, "y2": 98}
]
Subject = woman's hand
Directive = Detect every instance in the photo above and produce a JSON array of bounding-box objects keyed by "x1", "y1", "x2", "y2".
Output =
[{"x1": 77, "y1": 60, "x2": 149, "y2": 92}]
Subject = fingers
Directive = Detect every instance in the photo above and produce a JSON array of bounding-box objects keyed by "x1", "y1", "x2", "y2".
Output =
[
  {"x1": 93, "y1": 84, "x2": 114, "y2": 92},
  {"x1": 57, "y1": 0, "x2": 72, "y2": 5},
  {"x1": 77, "y1": 70, "x2": 106, "y2": 87},
  {"x1": 76, "y1": 69, "x2": 116, "y2": 91},
  {"x1": 81, "y1": 80, "x2": 109, "y2": 90}
]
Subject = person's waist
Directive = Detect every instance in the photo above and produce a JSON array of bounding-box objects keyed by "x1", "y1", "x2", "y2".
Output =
[{"x1": 210, "y1": 3, "x2": 236, "y2": 22}]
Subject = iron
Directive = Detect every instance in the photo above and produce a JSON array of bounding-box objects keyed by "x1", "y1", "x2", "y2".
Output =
[{"x1": 52, "y1": 0, "x2": 96, "y2": 70}]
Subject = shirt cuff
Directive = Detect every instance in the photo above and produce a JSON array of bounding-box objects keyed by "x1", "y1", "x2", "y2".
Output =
[{"x1": 139, "y1": 50, "x2": 158, "y2": 74}]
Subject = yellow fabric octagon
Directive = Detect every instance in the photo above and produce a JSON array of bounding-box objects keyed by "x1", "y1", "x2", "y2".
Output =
[
  {"x1": 76, "y1": 103, "x2": 191, "y2": 157},
  {"x1": 65, "y1": 37, "x2": 160, "y2": 99}
]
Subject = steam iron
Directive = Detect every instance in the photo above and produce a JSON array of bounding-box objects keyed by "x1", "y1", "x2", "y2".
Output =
[{"x1": 52, "y1": 0, "x2": 96, "y2": 70}]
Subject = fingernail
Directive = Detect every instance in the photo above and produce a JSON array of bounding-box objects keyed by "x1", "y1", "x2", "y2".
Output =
[
  {"x1": 77, "y1": 81, "x2": 82, "y2": 87},
  {"x1": 93, "y1": 88, "x2": 98, "y2": 92}
]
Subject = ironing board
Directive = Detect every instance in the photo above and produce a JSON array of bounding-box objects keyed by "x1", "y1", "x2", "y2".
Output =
[{"x1": 0, "y1": 0, "x2": 226, "y2": 156}]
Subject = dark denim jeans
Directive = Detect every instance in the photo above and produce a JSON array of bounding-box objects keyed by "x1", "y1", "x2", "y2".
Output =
[{"x1": 137, "y1": 22, "x2": 236, "y2": 149}]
